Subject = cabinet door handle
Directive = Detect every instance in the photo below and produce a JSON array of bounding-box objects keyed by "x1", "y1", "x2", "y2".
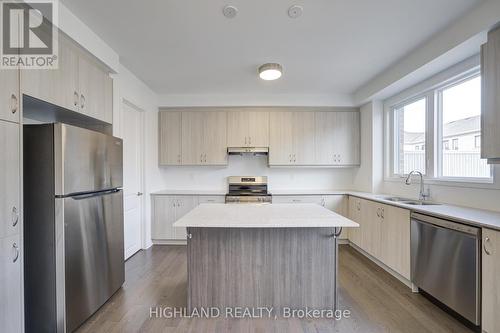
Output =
[
  {"x1": 12, "y1": 243, "x2": 19, "y2": 263},
  {"x1": 10, "y1": 94, "x2": 18, "y2": 114},
  {"x1": 380, "y1": 208, "x2": 384, "y2": 219},
  {"x1": 200, "y1": 154, "x2": 203, "y2": 163},
  {"x1": 73, "y1": 91, "x2": 79, "y2": 107},
  {"x1": 177, "y1": 154, "x2": 181, "y2": 163},
  {"x1": 376, "y1": 208, "x2": 381, "y2": 218},
  {"x1": 356, "y1": 202, "x2": 361, "y2": 211},
  {"x1": 484, "y1": 237, "x2": 492, "y2": 255},
  {"x1": 293, "y1": 154, "x2": 296, "y2": 163},
  {"x1": 80, "y1": 94, "x2": 86, "y2": 109},
  {"x1": 12, "y1": 206, "x2": 18, "y2": 227},
  {"x1": 204, "y1": 154, "x2": 207, "y2": 163}
]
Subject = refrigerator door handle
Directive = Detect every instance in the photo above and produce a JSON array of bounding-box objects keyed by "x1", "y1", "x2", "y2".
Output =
[{"x1": 67, "y1": 188, "x2": 122, "y2": 200}]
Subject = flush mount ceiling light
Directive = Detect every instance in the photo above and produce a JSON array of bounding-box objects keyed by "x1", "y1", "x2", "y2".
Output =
[
  {"x1": 258, "y1": 63, "x2": 283, "y2": 81},
  {"x1": 222, "y1": 5, "x2": 238, "y2": 18}
]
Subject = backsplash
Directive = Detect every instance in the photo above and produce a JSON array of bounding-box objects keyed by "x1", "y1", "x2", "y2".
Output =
[{"x1": 158, "y1": 154, "x2": 356, "y2": 191}]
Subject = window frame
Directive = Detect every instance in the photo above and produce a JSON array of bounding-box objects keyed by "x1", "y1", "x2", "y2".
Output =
[{"x1": 384, "y1": 62, "x2": 495, "y2": 187}]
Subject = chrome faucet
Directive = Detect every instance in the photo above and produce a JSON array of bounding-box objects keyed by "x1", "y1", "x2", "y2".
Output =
[{"x1": 405, "y1": 171, "x2": 430, "y2": 201}]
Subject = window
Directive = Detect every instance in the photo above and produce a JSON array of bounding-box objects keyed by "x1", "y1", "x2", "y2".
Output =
[
  {"x1": 439, "y1": 75, "x2": 490, "y2": 178},
  {"x1": 475, "y1": 135, "x2": 481, "y2": 148},
  {"x1": 388, "y1": 69, "x2": 492, "y2": 182},
  {"x1": 393, "y1": 98, "x2": 426, "y2": 175}
]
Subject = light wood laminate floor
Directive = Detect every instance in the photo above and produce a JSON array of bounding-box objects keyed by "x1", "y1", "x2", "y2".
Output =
[{"x1": 76, "y1": 245, "x2": 474, "y2": 333}]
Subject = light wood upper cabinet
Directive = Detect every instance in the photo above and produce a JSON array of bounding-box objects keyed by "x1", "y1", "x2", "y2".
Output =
[
  {"x1": 181, "y1": 111, "x2": 227, "y2": 165},
  {"x1": 482, "y1": 228, "x2": 500, "y2": 333},
  {"x1": 203, "y1": 111, "x2": 227, "y2": 165},
  {"x1": 21, "y1": 33, "x2": 113, "y2": 124},
  {"x1": 227, "y1": 111, "x2": 269, "y2": 147},
  {"x1": 78, "y1": 51, "x2": 110, "y2": 122},
  {"x1": 269, "y1": 111, "x2": 315, "y2": 165},
  {"x1": 269, "y1": 111, "x2": 294, "y2": 165},
  {"x1": 481, "y1": 28, "x2": 500, "y2": 163},
  {"x1": 159, "y1": 111, "x2": 182, "y2": 165},
  {"x1": 315, "y1": 111, "x2": 360, "y2": 166},
  {"x1": 21, "y1": 35, "x2": 79, "y2": 112},
  {"x1": 0, "y1": 70, "x2": 20, "y2": 123}
]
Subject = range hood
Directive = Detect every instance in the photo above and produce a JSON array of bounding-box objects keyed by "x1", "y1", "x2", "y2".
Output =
[{"x1": 227, "y1": 147, "x2": 269, "y2": 156}]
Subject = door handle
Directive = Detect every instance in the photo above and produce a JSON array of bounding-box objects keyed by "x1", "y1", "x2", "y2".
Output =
[
  {"x1": 80, "y1": 94, "x2": 86, "y2": 109},
  {"x1": 10, "y1": 94, "x2": 18, "y2": 114},
  {"x1": 12, "y1": 206, "x2": 18, "y2": 227},
  {"x1": 137, "y1": 192, "x2": 143, "y2": 196},
  {"x1": 12, "y1": 243, "x2": 19, "y2": 263},
  {"x1": 484, "y1": 237, "x2": 492, "y2": 255},
  {"x1": 74, "y1": 91, "x2": 79, "y2": 107}
]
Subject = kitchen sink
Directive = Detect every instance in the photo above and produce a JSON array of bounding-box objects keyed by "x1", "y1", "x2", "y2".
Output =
[
  {"x1": 378, "y1": 196, "x2": 413, "y2": 202},
  {"x1": 401, "y1": 200, "x2": 441, "y2": 206}
]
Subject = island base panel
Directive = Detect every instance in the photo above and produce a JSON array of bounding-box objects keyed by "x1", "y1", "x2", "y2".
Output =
[{"x1": 187, "y1": 227, "x2": 338, "y2": 312}]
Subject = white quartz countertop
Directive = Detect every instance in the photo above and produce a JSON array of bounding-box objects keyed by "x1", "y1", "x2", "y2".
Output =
[
  {"x1": 151, "y1": 189, "x2": 226, "y2": 196},
  {"x1": 152, "y1": 188, "x2": 500, "y2": 231},
  {"x1": 173, "y1": 203, "x2": 359, "y2": 228}
]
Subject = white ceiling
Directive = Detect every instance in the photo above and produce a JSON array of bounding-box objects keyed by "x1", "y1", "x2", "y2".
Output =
[{"x1": 61, "y1": 0, "x2": 484, "y2": 99}]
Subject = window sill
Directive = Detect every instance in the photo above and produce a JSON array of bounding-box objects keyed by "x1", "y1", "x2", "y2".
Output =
[{"x1": 384, "y1": 176, "x2": 499, "y2": 190}]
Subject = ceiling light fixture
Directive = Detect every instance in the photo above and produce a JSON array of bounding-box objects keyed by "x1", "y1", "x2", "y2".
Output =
[
  {"x1": 222, "y1": 5, "x2": 238, "y2": 18},
  {"x1": 258, "y1": 63, "x2": 283, "y2": 81}
]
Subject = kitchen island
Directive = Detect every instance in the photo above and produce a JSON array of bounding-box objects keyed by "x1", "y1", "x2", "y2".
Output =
[{"x1": 173, "y1": 203, "x2": 359, "y2": 314}]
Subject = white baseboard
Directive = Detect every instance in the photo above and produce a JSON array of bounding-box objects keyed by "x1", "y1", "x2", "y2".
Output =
[{"x1": 348, "y1": 241, "x2": 415, "y2": 290}]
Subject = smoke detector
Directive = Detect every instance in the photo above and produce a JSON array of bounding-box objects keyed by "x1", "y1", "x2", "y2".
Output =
[
  {"x1": 288, "y1": 5, "x2": 303, "y2": 19},
  {"x1": 223, "y1": 5, "x2": 238, "y2": 18}
]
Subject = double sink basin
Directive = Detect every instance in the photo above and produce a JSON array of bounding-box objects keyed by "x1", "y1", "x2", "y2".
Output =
[{"x1": 377, "y1": 196, "x2": 441, "y2": 206}]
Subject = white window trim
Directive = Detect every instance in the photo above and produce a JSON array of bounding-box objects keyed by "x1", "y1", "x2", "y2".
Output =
[{"x1": 384, "y1": 55, "x2": 499, "y2": 190}]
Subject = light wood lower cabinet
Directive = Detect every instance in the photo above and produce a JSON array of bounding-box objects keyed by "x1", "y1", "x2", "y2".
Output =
[
  {"x1": 272, "y1": 195, "x2": 348, "y2": 239},
  {"x1": 482, "y1": 228, "x2": 500, "y2": 333},
  {"x1": 0, "y1": 233, "x2": 22, "y2": 333},
  {"x1": 0, "y1": 121, "x2": 20, "y2": 239},
  {"x1": 347, "y1": 196, "x2": 411, "y2": 280},
  {"x1": 152, "y1": 195, "x2": 224, "y2": 241}
]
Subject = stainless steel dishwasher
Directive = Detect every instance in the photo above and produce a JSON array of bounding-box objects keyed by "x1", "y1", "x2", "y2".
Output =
[{"x1": 411, "y1": 212, "x2": 480, "y2": 326}]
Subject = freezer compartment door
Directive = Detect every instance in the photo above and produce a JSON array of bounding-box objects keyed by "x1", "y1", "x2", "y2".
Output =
[
  {"x1": 56, "y1": 123, "x2": 123, "y2": 195},
  {"x1": 63, "y1": 189, "x2": 124, "y2": 332}
]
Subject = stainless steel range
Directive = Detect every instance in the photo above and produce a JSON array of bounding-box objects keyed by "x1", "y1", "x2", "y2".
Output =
[{"x1": 225, "y1": 176, "x2": 272, "y2": 203}]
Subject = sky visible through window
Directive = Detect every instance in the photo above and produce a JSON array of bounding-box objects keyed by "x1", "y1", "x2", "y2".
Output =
[{"x1": 403, "y1": 76, "x2": 481, "y2": 132}]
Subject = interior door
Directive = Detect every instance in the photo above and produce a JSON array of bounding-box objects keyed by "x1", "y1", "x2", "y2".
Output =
[{"x1": 122, "y1": 102, "x2": 144, "y2": 259}]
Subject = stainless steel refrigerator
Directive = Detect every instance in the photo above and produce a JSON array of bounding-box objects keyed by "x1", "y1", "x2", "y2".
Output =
[{"x1": 23, "y1": 123, "x2": 124, "y2": 333}]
